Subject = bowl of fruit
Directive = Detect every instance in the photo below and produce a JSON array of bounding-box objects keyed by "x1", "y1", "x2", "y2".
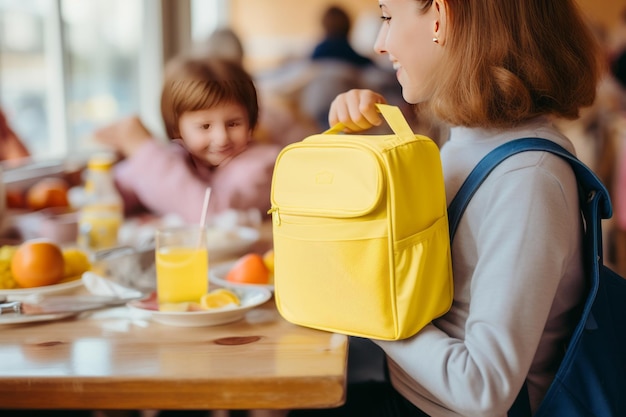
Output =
[{"x1": 0, "y1": 239, "x2": 91, "y2": 296}]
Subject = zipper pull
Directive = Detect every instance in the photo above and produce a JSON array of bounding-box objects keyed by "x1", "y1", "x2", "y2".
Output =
[{"x1": 268, "y1": 207, "x2": 281, "y2": 226}]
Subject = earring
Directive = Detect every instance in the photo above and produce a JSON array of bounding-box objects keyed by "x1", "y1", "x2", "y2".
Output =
[{"x1": 433, "y1": 37, "x2": 439, "y2": 44}]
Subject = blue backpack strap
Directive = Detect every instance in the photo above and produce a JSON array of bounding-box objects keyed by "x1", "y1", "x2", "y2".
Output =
[
  {"x1": 447, "y1": 137, "x2": 613, "y2": 417},
  {"x1": 448, "y1": 137, "x2": 611, "y2": 242}
]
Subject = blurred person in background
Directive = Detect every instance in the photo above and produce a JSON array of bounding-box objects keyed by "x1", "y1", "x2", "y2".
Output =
[
  {"x1": 299, "y1": 4, "x2": 449, "y2": 142},
  {"x1": 573, "y1": 18, "x2": 626, "y2": 277},
  {"x1": 299, "y1": 5, "x2": 375, "y2": 130},
  {"x1": 192, "y1": 27, "x2": 318, "y2": 148},
  {"x1": 311, "y1": 5, "x2": 374, "y2": 68}
]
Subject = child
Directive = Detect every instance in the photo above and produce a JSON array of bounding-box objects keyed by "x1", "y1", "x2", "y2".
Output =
[{"x1": 94, "y1": 57, "x2": 281, "y2": 224}]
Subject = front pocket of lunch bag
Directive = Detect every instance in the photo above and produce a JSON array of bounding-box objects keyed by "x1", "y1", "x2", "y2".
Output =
[{"x1": 273, "y1": 216, "x2": 396, "y2": 339}]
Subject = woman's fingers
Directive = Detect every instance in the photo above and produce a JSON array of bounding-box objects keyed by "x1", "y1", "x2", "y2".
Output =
[{"x1": 328, "y1": 89, "x2": 387, "y2": 132}]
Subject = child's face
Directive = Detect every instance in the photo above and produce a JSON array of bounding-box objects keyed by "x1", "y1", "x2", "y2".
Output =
[{"x1": 178, "y1": 101, "x2": 252, "y2": 167}]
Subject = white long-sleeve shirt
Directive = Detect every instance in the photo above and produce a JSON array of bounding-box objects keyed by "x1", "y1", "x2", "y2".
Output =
[{"x1": 375, "y1": 118, "x2": 585, "y2": 417}]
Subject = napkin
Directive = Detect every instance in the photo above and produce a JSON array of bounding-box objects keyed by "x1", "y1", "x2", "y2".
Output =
[{"x1": 82, "y1": 271, "x2": 144, "y2": 299}]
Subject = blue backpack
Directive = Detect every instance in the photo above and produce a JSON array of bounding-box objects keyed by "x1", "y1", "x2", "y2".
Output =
[{"x1": 448, "y1": 138, "x2": 626, "y2": 417}]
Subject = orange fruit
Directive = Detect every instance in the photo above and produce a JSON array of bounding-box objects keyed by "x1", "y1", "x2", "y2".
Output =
[
  {"x1": 5, "y1": 188, "x2": 26, "y2": 209},
  {"x1": 226, "y1": 253, "x2": 270, "y2": 284},
  {"x1": 10, "y1": 239, "x2": 65, "y2": 288},
  {"x1": 262, "y1": 249, "x2": 275, "y2": 275},
  {"x1": 26, "y1": 178, "x2": 69, "y2": 211}
]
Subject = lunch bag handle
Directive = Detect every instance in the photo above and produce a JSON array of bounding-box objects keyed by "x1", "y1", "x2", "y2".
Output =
[{"x1": 324, "y1": 104, "x2": 416, "y2": 139}]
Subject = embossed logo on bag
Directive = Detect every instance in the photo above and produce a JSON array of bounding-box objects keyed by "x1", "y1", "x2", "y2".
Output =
[{"x1": 316, "y1": 171, "x2": 334, "y2": 184}]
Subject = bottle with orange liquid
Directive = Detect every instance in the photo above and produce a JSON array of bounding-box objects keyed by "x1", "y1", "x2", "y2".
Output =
[{"x1": 77, "y1": 155, "x2": 123, "y2": 251}]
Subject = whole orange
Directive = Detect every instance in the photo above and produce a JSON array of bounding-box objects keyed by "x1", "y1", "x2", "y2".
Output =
[
  {"x1": 26, "y1": 178, "x2": 69, "y2": 211},
  {"x1": 226, "y1": 253, "x2": 270, "y2": 285},
  {"x1": 5, "y1": 188, "x2": 26, "y2": 209},
  {"x1": 11, "y1": 239, "x2": 65, "y2": 288}
]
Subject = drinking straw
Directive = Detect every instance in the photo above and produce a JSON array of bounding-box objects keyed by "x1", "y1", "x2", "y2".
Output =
[{"x1": 199, "y1": 187, "x2": 212, "y2": 228}]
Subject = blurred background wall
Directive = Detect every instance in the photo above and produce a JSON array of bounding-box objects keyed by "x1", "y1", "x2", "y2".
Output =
[
  {"x1": 578, "y1": 0, "x2": 625, "y2": 28},
  {"x1": 226, "y1": 0, "x2": 625, "y2": 73},
  {"x1": 0, "y1": 0, "x2": 624, "y2": 161}
]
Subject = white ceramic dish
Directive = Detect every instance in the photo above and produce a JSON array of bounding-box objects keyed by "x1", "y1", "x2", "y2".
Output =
[
  {"x1": 0, "y1": 312, "x2": 77, "y2": 326},
  {"x1": 207, "y1": 227, "x2": 260, "y2": 260},
  {"x1": 0, "y1": 279, "x2": 83, "y2": 297},
  {"x1": 127, "y1": 286, "x2": 272, "y2": 327},
  {"x1": 209, "y1": 261, "x2": 274, "y2": 292}
]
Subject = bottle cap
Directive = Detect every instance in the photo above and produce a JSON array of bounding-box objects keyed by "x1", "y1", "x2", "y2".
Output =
[{"x1": 88, "y1": 154, "x2": 116, "y2": 171}]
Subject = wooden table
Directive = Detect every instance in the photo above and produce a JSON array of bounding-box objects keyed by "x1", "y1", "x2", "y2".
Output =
[
  {"x1": 0, "y1": 300, "x2": 347, "y2": 410},
  {"x1": 0, "y1": 280, "x2": 347, "y2": 411}
]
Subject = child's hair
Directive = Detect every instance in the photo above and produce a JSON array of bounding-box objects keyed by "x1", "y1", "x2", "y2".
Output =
[
  {"x1": 416, "y1": 0, "x2": 602, "y2": 128},
  {"x1": 160, "y1": 57, "x2": 259, "y2": 139}
]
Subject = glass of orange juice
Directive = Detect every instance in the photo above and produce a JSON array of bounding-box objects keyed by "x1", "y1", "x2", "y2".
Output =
[{"x1": 155, "y1": 225, "x2": 209, "y2": 306}]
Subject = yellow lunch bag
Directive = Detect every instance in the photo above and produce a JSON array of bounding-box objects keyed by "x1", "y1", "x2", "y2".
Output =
[{"x1": 269, "y1": 104, "x2": 453, "y2": 340}]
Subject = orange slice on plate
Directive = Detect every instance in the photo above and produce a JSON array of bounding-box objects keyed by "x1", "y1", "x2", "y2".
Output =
[{"x1": 200, "y1": 289, "x2": 240, "y2": 309}]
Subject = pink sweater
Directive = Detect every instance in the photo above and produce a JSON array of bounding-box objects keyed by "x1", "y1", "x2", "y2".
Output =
[{"x1": 113, "y1": 140, "x2": 281, "y2": 224}]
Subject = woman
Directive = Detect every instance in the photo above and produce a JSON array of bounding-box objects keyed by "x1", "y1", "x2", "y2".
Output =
[{"x1": 291, "y1": 1, "x2": 601, "y2": 416}]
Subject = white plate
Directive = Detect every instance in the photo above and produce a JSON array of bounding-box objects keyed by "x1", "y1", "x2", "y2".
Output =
[
  {"x1": 207, "y1": 227, "x2": 260, "y2": 260},
  {"x1": 209, "y1": 261, "x2": 274, "y2": 292},
  {"x1": 0, "y1": 312, "x2": 77, "y2": 325},
  {"x1": 0, "y1": 279, "x2": 83, "y2": 297},
  {"x1": 127, "y1": 286, "x2": 272, "y2": 327}
]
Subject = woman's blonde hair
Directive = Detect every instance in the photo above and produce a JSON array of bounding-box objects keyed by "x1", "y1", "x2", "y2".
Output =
[
  {"x1": 160, "y1": 57, "x2": 259, "y2": 139},
  {"x1": 419, "y1": 0, "x2": 602, "y2": 128}
]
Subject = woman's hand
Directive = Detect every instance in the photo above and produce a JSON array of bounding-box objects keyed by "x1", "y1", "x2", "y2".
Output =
[
  {"x1": 328, "y1": 89, "x2": 387, "y2": 132},
  {"x1": 94, "y1": 116, "x2": 153, "y2": 158}
]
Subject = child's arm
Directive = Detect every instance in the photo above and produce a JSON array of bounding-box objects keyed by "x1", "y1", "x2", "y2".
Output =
[
  {"x1": 93, "y1": 116, "x2": 153, "y2": 158},
  {"x1": 113, "y1": 141, "x2": 212, "y2": 223}
]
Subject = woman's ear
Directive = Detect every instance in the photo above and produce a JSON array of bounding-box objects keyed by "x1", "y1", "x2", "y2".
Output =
[{"x1": 433, "y1": 0, "x2": 448, "y2": 45}]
